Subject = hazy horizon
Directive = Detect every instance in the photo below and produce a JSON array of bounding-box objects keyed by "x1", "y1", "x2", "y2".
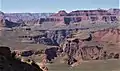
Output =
[
  {"x1": 1, "y1": 8, "x2": 120, "y2": 13},
  {"x1": 0, "y1": 0, "x2": 120, "y2": 13}
]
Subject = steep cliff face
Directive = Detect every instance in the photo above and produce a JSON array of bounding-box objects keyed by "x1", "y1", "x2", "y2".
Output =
[
  {"x1": 62, "y1": 39, "x2": 104, "y2": 65},
  {"x1": 60, "y1": 29, "x2": 120, "y2": 66},
  {"x1": 0, "y1": 11, "x2": 5, "y2": 27},
  {"x1": 0, "y1": 11, "x2": 4, "y2": 20},
  {"x1": 93, "y1": 28, "x2": 120, "y2": 44},
  {"x1": 0, "y1": 19, "x2": 23, "y2": 28}
]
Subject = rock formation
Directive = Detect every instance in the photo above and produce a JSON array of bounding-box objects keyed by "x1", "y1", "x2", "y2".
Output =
[
  {"x1": 0, "y1": 11, "x2": 5, "y2": 27},
  {"x1": 0, "y1": 46, "x2": 43, "y2": 71},
  {"x1": 93, "y1": 28, "x2": 120, "y2": 44},
  {"x1": 60, "y1": 29, "x2": 120, "y2": 66},
  {"x1": 0, "y1": 8, "x2": 119, "y2": 26}
]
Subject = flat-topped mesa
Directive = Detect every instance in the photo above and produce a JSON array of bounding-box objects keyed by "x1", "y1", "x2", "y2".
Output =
[{"x1": 44, "y1": 9, "x2": 120, "y2": 25}]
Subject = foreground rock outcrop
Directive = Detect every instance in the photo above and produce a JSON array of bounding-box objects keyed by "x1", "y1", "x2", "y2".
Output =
[{"x1": 0, "y1": 46, "x2": 43, "y2": 71}]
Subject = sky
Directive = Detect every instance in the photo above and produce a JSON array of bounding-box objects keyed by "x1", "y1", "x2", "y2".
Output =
[{"x1": 0, "y1": 0, "x2": 120, "y2": 13}]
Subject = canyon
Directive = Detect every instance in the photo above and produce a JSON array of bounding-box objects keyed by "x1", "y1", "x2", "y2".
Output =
[{"x1": 0, "y1": 8, "x2": 120, "y2": 71}]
